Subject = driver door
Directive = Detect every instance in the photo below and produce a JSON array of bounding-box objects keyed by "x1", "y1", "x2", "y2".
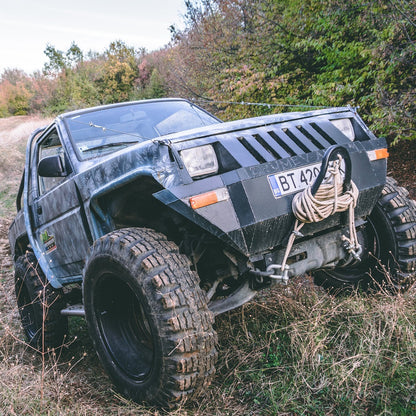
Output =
[{"x1": 31, "y1": 126, "x2": 91, "y2": 283}]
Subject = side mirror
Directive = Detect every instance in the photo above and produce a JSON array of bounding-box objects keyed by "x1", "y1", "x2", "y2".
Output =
[{"x1": 38, "y1": 155, "x2": 67, "y2": 177}]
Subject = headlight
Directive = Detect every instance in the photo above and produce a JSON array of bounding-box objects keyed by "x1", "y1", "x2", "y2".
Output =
[
  {"x1": 180, "y1": 145, "x2": 219, "y2": 177},
  {"x1": 330, "y1": 118, "x2": 355, "y2": 141}
]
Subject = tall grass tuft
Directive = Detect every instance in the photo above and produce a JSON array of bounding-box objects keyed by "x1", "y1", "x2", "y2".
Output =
[{"x1": 197, "y1": 278, "x2": 416, "y2": 415}]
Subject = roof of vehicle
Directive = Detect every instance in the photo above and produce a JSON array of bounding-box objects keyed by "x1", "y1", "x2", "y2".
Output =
[{"x1": 58, "y1": 98, "x2": 192, "y2": 120}]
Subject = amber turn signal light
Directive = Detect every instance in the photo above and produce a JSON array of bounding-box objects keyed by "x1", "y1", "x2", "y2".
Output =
[
  {"x1": 367, "y1": 148, "x2": 389, "y2": 161},
  {"x1": 189, "y1": 188, "x2": 230, "y2": 210}
]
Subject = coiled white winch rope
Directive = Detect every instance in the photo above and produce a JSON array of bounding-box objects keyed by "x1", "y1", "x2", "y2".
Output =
[{"x1": 279, "y1": 155, "x2": 361, "y2": 274}]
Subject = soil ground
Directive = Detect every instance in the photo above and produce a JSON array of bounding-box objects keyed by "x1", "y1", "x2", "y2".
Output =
[{"x1": 388, "y1": 139, "x2": 416, "y2": 200}]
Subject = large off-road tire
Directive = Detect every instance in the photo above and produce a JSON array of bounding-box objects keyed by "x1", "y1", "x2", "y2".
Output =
[
  {"x1": 83, "y1": 228, "x2": 217, "y2": 407},
  {"x1": 314, "y1": 177, "x2": 416, "y2": 290},
  {"x1": 14, "y1": 252, "x2": 68, "y2": 350}
]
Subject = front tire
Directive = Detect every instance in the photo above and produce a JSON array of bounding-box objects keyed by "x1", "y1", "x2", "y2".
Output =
[
  {"x1": 14, "y1": 252, "x2": 68, "y2": 350},
  {"x1": 83, "y1": 228, "x2": 217, "y2": 407},
  {"x1": 314, "y1": 177, "x2": 416, "y2": 290}
]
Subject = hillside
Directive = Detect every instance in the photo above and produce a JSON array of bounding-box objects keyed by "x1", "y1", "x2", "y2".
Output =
[
  {"x1": 0, "y1": 115, "x2": 415, "y2": 415},
  {"x1": 0, "y1": 116, "x2": 52, "y2": 218}
]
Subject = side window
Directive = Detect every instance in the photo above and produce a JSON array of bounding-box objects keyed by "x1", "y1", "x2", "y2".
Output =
[{"x1": 37, "y1": 129, "x2": 68, "y2": 195}]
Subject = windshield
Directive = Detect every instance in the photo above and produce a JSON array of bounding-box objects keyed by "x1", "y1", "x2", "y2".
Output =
[{"x1": 64, "y1": 100, "x2": 220, "y2": 159}]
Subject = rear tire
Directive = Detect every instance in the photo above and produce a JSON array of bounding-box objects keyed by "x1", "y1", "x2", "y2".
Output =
[
  {"x1": 83, "y1": 228, "x2": 217, "y2": 407},
  {"x1": 14, "y1": 252, "x2": 68, "y2": 350},
  {"x1": 313, "y1": 177, "x2": 416, "y2": 290}
]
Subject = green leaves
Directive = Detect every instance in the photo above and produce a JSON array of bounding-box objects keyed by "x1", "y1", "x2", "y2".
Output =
[{"x1": 165, "y1": 0, "x2": 416, "y2": 141}]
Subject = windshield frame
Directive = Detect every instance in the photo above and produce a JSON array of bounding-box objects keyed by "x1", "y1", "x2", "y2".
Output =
[{"x1": 62, "y1": 99, "x2": 220, "y2": 161}]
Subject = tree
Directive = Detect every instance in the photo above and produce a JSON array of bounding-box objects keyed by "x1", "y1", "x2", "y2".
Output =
[
  {"x1": 97, "y1": 41, "x2": 141, "y2": 103},
  {"x1": 43, "y1": 42, "x2": 84, "y2": 75},
  {"x1": 0, "y1": 69, "x2": 33, "y2": 116},
  {"x1": 161, "y1": 0, "x2": 416, "y2": 140}
]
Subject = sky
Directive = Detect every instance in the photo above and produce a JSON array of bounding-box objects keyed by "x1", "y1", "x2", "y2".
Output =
[{"x1": 0, "y1": 0, "x2": 188, "y2": 74}]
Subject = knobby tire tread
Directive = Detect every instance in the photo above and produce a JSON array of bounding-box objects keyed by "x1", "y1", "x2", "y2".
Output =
[
  {"x1": 14, "y1": 252, "x2": 68, "y2": 350},
  {"x1": 314, "y1": 176, "x2": 416, "y2": 289},
  {"x1": 84, "y1": 227, "x2": 217, "y2": 406},
  {"x1": 380, "y1": 177, "x2": 416, "y2": 275}
]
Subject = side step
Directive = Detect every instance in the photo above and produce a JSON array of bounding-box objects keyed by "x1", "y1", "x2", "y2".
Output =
[{"x1": 61, "y1": 304, "x2": 85, "y2": 317}]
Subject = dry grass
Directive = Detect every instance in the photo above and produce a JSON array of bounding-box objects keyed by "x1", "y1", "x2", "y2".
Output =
[
  {"x1": 2, "y1": 257, "x2": 416, "y2": 415},
  {"x1": 205, "y1": 279, "x2": 416, "y2": 415},
  {"x1": 0, "y1": 116, "x2": 416, "y2": 415}
]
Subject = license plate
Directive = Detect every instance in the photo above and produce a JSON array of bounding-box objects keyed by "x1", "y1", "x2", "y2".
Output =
[{"x1": 267, "y1": 162, "x2": 345, "y2": 198}]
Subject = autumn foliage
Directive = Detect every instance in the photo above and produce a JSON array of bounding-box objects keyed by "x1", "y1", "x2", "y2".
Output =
[
  {"x1": 1, "y1": 0, "x2": 415, "y2": 142},
  {"x1": 162, "y1": 0, "x2": 416, "y2": 142}
]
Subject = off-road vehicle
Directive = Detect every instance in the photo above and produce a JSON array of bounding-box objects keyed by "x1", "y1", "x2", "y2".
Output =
[{"x1": 9, "y1": 98, "x2": 416, "y2": 406}]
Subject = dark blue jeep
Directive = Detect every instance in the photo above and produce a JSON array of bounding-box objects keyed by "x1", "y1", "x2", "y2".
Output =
[{"x1": 9, "y1": 98, "x2": 416, "y2": 406}]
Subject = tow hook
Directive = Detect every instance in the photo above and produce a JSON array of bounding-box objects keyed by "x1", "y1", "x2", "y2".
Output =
[
  {"x1": 266, "y1": 264, "x2": 290, "y2": 283},
  {"x1": 250, "y1": 264, "x2": 290, "y2": 284},
  {"x1": 341, "y1": 237, "x2": 363, "y2": 263}
]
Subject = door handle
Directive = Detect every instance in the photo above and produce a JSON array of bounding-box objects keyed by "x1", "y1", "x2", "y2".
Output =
[{"x1": 37, "y1": 205, "x2": 43, "y2": 215}]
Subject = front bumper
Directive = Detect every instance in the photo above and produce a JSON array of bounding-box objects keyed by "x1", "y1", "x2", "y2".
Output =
[{"x1": 154, "y1": 138, "x2": 386, "y2": 260}]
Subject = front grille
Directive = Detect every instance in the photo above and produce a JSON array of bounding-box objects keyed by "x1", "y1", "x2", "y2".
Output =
[{"x1": 222, "y1": 120, "x2": 352, "y2": 166}]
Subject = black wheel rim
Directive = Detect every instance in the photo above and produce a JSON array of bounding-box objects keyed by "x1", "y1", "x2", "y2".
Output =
[
  {"x1": 94, "y1": 272, "x2": 155, "y2": 382},
  {"x1": 322, "y1": 215, "x2": 382, "y2": 283},
  {"x1": 17, "y1": 282, "x2": 41, "y2": 341}
]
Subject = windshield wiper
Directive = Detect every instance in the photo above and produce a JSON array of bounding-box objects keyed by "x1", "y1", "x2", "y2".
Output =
[
  {"x1": 81, "y1": 140, "x2": 140, "y2": 153},
  {"x1": 71, "y1": 119, "x2": 148, "y2": 140}
]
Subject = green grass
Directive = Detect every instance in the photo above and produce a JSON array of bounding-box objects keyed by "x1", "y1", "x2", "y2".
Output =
[{"x1": 0, "y1": 187, "x2": 17, "y2": 218}]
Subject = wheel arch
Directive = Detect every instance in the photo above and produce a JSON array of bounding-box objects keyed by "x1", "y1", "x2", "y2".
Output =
[
  {"x1": 91, "y1": 174, "x2": 186, "y2": 240},
  {"x1": 13, "y1": 234, "x2": 30, "y2": 261}
]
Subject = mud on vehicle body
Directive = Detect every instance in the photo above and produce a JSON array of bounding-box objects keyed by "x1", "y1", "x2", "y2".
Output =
[{"x1": 9, "y1": 98, "x2": 416, "y2": 406}]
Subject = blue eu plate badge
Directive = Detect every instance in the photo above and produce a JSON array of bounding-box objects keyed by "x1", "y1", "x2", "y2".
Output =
[{"x1": 267, "y1": 174, "x2": 282, "y2": 198}]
